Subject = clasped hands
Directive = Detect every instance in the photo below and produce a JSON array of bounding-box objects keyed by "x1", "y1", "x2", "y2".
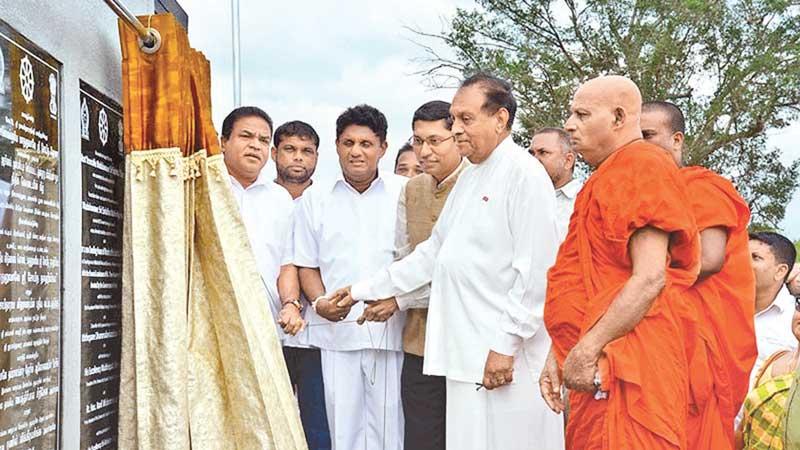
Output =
[
  {"x1": 315, "y1": 286, "x2": 398, "y2": 324},
  {"x1": 277, "y1": 303, "x2": 306, "y2": 336}
]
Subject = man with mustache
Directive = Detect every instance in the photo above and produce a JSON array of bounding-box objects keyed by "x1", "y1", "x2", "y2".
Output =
[
  {"x1": 222, "y1": 106, "x2": 297, "y2": 339},
  {"x1": 541, "y1": 76, "x2": 700, "y2": 450},
  {"x1": 271, "y1": 120, "x2": 332, "y2": 450},
  {"x1": 293, "y1": 105, "x2": 407, "y2": 450},
  {"x1": 332, "y1": 74, "x2": 563, "y2": 450}
]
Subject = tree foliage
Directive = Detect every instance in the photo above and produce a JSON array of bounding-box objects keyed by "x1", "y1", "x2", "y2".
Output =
[{"x1": 414, "y1": 0, "x2": 800, "y2": 227}]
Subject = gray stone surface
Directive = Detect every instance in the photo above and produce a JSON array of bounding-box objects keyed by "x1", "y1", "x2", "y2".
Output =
[{"x1": 0, "y1": 1, "x2": 153, "y2": 448}]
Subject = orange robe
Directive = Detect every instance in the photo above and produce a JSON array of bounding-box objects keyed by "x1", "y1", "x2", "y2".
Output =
[
  {"x1": 680, "y1": 166, "x2": 757, "y2": 450},
  {"x1": 545, "y1": 141, "x2": 700, "y2": 450}
]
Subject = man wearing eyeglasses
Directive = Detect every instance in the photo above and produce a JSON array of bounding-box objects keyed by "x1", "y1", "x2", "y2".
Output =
[{"x1": 356, "y1": 100, "x2": 467, "y2": 450}]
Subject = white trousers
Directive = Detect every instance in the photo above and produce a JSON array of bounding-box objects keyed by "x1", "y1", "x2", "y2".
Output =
[
  {"x1": 445, "y1": 355, "x2": 565, "y2": 450},
  {"x1": 320, "y1": 349, "x2": 404, "y2": 450}
]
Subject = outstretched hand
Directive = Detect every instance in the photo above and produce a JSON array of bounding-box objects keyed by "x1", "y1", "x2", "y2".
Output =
[
  {"x1": 315, "y1": 295, "x2": 353, "y2": 323},
  {"x1": 329, "y1": 286, "x2": 356, "y2": 309},
  {"x1": 357, "y1": 298, "x2": 399, "y2": 324}
]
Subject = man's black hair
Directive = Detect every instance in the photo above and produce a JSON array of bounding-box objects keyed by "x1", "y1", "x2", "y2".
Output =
[
  {"x1": 273, "y1": 120, "x2": 320, "y2": 149},
  {"x1": 749, "y1": 231, "x2": 797, "y2": 281},
  {"x1": 394, "y1": 143, "x2": 414, "y2": 170},
  {"x1": 221, "y1": 106, "x2": 273, "y2": 140},
  {"x1": 532, "y1": 127, "x2": 573, "y2": 154},
  {"x1": 412, "y1": 100, "x2": 453, "y2": 130},
  {"x1": 336, "y1": 104, "x2": 388, "y2": 143},
  {"x1": 460, "y1": 72, "x2": 517, "y2": 130},
  {"x1": 642, "y1": 101, "x2": 686, "y2": 134}
]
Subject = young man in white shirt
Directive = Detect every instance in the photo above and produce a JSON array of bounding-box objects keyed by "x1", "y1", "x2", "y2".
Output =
[
  {"x1": 271, "y1": 120, "x2": 331, "y2": 450},
  {"x1": 749, "y1": 231, "x2": 798, "y2": 378},
  {"x1": 293, "y1": 105, "x2": 407, "y2": 450},
  {"x1": 528, "y1": 127, "x2": 581, "y2": 240}
]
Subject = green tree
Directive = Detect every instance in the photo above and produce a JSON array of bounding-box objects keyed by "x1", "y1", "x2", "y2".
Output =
[{"x1": 414, "y1": 0, "x2": 800, "y2": 227}]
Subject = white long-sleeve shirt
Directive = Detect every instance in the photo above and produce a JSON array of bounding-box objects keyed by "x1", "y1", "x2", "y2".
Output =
[
  {"x1": 293, "y1": 172, "x2": 407, "y2": 351},
  {"x1": 554, "y1": 178, "x2": 582, "y2": 241},
  {"x1": 229, "y1": 170, "x2": 294, "y2": 333},
  {"x1": 351, "y1": 137, "x2": 559, "y2": 383},
  {"x1": 391, "y1": 160, "x2": 470, "y2": 310}
]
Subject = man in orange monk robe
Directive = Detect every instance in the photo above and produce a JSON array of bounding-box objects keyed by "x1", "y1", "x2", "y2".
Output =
[
  {"x1": 539, "y1": 76, "x2": 700, "y2": 450},
  {"x1": 641, "y1": 101, "x2": 757, "y2": 450}
]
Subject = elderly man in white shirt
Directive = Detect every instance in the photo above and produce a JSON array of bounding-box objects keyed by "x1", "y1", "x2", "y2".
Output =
[
  {"x1": 528, "y1": 127, "x2": 581, "y2": 240},
  {"x1": 293, "y1": 105, "x2": 407, "y2": 450},
  {"x1": 332, "y1": 74, "x2": 564, "y2": 450},
  {"x1": 749, "y1": 232, "x2": 798, "y2": 379},
  {"x1": 221, "y1": 107, "x2": 298, "y2": 332}
]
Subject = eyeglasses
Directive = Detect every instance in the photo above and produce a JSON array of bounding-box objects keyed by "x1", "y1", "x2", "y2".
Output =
[
  {"x1": 408, "y1": 135, "x2": 455, "y2": 149},
  {"x1": 795, "y1": 298, "x2": 800, "y2": 312}
]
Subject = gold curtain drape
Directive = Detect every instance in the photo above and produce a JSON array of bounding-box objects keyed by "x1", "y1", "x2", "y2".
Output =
[{"x1": 117, "y1": 14, "x2": 307, "y2": 450}]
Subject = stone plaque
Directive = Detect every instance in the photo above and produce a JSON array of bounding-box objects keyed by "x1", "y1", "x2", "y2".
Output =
[
  {"x1": 79, "y1": 81, "x2": 123, "y2": 450},
  {"x1": 0, "y1": 17, "x2": 62, "y2": 450}
]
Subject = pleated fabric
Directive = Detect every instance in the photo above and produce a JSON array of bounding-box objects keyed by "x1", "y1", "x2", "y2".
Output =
[{"x1": 117, "y1": 14, "x2": 307, "y2": 450}]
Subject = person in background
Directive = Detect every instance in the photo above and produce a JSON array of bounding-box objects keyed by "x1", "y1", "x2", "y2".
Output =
[
  {"x1": 272, "y1": 120, "x2": 331, "y2": 450},
  {"x1": 748, "y1": 231, "x2": 798, "y2": 380},
  {"x1": 394, "y1": 143, "x2": 423, "y2": 178},
  {"x1": 642, "y1": 100, "x2": 757, "y2": 449},
  {"x1": 735, "y1": 295, "x2": 800, "y2": 449},
  {"x1": 528, "y1": 127, "x2": 580, "y2": 240}
]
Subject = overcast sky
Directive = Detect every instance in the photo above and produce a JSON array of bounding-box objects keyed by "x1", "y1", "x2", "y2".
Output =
[{"x1": 175, "y1": 0, "x2": 800, "y2": 239}]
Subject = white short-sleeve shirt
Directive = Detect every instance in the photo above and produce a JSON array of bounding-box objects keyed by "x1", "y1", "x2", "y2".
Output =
[
  {"x1": 229, "y1": 169, "x2": 294, "y2": 329},
  {"x1": 293, "y1": 172, "x2": 407, "y2": 351}
]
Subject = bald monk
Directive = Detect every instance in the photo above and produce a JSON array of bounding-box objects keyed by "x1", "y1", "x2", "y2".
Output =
[
  {"x1": 540, "y1": 76, "x2": 700, "y2": 450},
  {"x1": 641, "y1": 101, "x2": 756, "y2": 450}
]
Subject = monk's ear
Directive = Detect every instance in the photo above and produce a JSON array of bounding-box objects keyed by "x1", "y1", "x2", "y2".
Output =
[
  {"x1": 612, "y1": 107, "x2": 627, "y2": 129},
  {"x1": 672, "y1": 131, "x2": 685, "y2": 148}
]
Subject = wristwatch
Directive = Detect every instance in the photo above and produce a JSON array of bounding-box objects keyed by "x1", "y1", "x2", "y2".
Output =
[{"x1": 282, "y1": 299, "x2": 303, "y2": 312}]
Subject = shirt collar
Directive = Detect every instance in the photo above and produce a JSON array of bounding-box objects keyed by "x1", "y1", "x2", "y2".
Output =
[
  {"x1": 333, "y1": 171, "x2": 385, "y2": 195},
  {"x1": 473, "y1": 134, "x2": 515, "y2": 167},
  {"x1": 230, "y1": 166, "x2": 271, "y2": 191},
  {"x1": 759, "y1": 286, "x2": 796, "y2": 316},
  {"x1": 436, "y1": 158, "x2": 469, "y2": 190},
  {"x1": 556, "y1": 178, "x2": 582, "y2": 199}
]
